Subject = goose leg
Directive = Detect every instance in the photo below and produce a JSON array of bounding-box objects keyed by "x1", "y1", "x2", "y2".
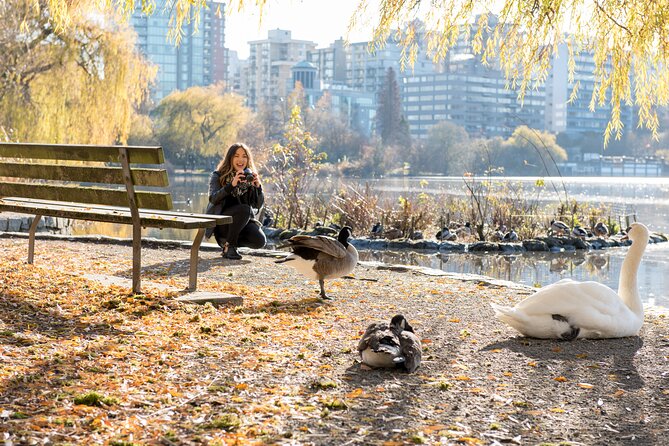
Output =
[{"x1": 319, "y1": 279, "x2": 332, "y2": 300}]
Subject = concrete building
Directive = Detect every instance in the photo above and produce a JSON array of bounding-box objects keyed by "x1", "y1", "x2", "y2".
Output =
[
  {"x1": 307, "y1": 38, "x2": 347, "y2": 87},
  {"x1": 545, "y1": 43, "x2": 635, "y2": 136},
  {"x1": 130, "y1": 2, "x2": 226, "y2": 101},
  {"x1": 246, "y1": 29, "x2": 316, "y2": 111},
  {"x1": 401, "y1": 51, "x2": 545, "y2": 139}
]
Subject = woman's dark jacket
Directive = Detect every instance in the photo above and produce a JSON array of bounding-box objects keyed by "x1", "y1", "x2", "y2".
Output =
[{"x1": 205, "y1": 171, "x2": 264, "y2": 238}]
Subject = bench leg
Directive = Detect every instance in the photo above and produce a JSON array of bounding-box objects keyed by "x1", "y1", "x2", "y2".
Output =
[
  {"x1": 27, "y1": 215, "x2": 42, "y2": 264},
  {"x1": 132, "y1": 223, "x2": 142, "y2": 294},
  {"x1": 189, "y1": 228, "x2": 206, "y2": 291}
]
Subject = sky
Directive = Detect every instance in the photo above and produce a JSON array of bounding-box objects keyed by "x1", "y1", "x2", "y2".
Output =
[{"x1": 223, "y1": 0, "x2": 375, "y2": 59}]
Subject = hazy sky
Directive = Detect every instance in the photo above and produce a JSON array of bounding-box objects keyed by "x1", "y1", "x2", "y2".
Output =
[{"x1": 223, "y1": 0, "x2": 374, "y2": 59}]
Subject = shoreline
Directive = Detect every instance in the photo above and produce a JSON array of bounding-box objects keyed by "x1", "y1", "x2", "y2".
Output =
[{"x1": 2, "y1": 229, "x2": 667, "y2": 314}]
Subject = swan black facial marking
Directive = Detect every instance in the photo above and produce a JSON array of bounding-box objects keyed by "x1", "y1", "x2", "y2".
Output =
[
  {"x1": 560, "y1": 325, "x2": 580, "y2": 341},
  {"x1": 552, "y1": 314, "x2": 569, "y2": 323}
]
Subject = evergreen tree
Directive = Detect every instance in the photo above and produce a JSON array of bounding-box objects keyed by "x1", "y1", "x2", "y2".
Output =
[{"x1": 375, "y1": 67, "x2": 404, "y2": 146}]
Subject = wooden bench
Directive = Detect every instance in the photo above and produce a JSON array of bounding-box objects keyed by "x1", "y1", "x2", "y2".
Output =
[{"x1": 0, "y1": 142, "x2": 231, "y2": 293}]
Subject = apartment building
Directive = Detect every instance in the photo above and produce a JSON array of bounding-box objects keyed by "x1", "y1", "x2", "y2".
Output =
[
  {"x1": 130, "y1": 2, "x2": 226, "y2": 101},
  {"x1": 246, "y1": 29, "x2": 316, "y2": 111}
]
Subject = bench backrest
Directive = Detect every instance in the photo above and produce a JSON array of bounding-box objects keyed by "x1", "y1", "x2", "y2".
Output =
[{"x1": 0, "y1": 143, "x2": 173, "y2": 210}]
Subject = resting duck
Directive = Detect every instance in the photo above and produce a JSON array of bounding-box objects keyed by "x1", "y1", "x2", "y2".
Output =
[
  {"x1": 491, "y1": 223, "x2": 649, "y2": 340},
  {"x1": 503, "y1": 228, "x2": 518, "y2": 242},
  {"x1": 549, "y1": 219, "x2": 570, "y2": 236},
  {"x1": 275, "y1": 226, "x2": 358, "y2": 300},
  {"x1": 436, "y1": 227, "x2": 457, "y2": 241},
  {"x1": 572, "y1": 225, "x2": 588, "y2": 239},
  {"x1": 358, "y1": 314, "x2": 422, "y2": 372},
  {"x1": 593, "y1": 221, "x2": 609, "y2": 238}
]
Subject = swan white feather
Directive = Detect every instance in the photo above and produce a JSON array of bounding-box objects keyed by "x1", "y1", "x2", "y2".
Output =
[{"x1": 491, "y1": 222, "x2": 649, "y2": 340}]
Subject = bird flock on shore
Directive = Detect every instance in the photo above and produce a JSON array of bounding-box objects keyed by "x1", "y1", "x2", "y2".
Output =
[{"x1": 273, "y1": 220, "x2": 650, "y2": 374}]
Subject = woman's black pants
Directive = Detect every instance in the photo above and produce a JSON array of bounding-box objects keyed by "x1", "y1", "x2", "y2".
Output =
[{"x1": 214, "y1": 204, "x2": 266, "y2": 249}]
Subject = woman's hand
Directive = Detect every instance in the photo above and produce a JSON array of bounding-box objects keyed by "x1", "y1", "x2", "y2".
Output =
[
  {"x1": 251, "y1": 172, "x2": 261, "y2": 188},
  {"x1": 231, "y1": 170, "x2": 244, "y2": 187}
]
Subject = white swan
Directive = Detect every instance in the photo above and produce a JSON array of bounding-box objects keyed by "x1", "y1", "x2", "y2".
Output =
[{"x1": 491, "y1": 222, "x2": 649, "y2": 340}]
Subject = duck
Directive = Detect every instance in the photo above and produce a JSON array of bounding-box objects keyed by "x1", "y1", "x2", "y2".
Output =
[
  {"x1": 275, "y1": 226, "x2": 358, "y2": 300},
  {"x1": 357, "y1": 314, "x2": 422, "y2": 373},
  {"x1": 370, "y1": 222, "x2": 383, "y2": 237},
  {"x1": 383, "y1": 227, "x2": 403, "y2": 240},
  {"x1": 436, "y1": 227, "x2": 457, "y2": 241},
  {"x1": 549, "y1": 219, "x2": 570, "y2": 236},
  {"x1": 490, "y1": 222, "x2": 649, "y2": 340},
  {"x1": 456, "y1": 222, "x2": 472, "y2": 239},
  {"x1": 593, "y1": 221, "x2": 609, "y2": 238},
  {"x1": 503, "y1": 228, "x2": 518, "y2": 242},
  {"x1": 572, "y1": 225, "x2": 588, "y2": 239}
]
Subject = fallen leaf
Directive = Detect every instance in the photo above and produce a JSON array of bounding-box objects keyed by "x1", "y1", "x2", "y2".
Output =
[{"x1": 554, "y1": 376, "x2": 568, "y2": 382}]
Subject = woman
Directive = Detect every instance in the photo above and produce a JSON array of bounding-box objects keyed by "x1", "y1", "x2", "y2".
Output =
[{"x1": 205, "y1": 143, "x2": 266, "y2": 260}]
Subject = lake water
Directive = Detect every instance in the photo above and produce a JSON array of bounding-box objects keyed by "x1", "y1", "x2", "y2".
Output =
[{"x1": 68, "y1": 174, "x2": 669, "y2": 309}]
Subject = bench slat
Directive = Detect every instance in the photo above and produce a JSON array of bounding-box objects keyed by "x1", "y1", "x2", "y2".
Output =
[
  {"x1": 0, "y1": 182, "x2": 172, "y2": 210},
  {"x1": 0, "y1": 162, "x2": 169, "y2": 187},
  {"x1": 0, "y1": 199, "x2": 231, "y2": 229},
  {"x1": 0, "y1": 143, "x2": 164, "y2": 164},
  {"x1": 3, "y1": 196, "x2": 226, "y2": 221}
]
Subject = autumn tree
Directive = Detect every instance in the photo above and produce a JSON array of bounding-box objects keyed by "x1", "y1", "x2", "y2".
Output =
[
  {"x1": 0, "y1": 0, "x2": 155, "y2": 144},
  {"x1": 492, "y1": 126, "x2": 568, "y2": 176},
  {"x1": 414, "y1": 121, "x2": 472, "y2": 175},
  {"x1": 153, "y1": 84, "x2": 250, "y2": 166},
  {"x1": 266, "y1": 105, "x2": 326, "y2": 229},
  {"x1": 306, "y1": 92, "x2": 367, "y2": 163}
]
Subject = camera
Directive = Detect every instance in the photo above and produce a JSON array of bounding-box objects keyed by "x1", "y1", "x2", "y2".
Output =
[{"x1": 243, "y1": 167, "x2": 254, "y2": 182}]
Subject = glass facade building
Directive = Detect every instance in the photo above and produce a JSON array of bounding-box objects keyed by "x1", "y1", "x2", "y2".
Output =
[{"x1": 130, "y1": 2, "x2": 225, "y2": 101}]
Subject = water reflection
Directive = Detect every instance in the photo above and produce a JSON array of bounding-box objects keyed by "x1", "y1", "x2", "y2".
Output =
[{"x1": 358, "y1": 243, "x2": 669, "y2": 309}]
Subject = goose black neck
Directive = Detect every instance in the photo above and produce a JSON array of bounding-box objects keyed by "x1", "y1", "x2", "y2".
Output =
[{"x1": 338, "y1": 228, "x2": 351, "y2": 247}]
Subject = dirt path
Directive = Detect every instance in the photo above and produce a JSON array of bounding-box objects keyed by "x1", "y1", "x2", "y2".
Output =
[{"x1": 0, "y1": 235, "x2": 667, "y2": 445}]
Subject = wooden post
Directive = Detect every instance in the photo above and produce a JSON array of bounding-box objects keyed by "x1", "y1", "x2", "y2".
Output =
[
  {"x1": 189, "y1": 228, "x2": 206, "y2": 291},
  {"x1": 118, "y1": 147, "x2": 142, "y2": 294},
  {"x1": 27, "y1": 214, "x2": 42, "y2": 264}
]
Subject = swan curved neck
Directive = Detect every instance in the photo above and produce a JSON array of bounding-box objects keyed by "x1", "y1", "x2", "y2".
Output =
[{"x1": 618, "y1": 237, "x2": 647, "y2": 317}]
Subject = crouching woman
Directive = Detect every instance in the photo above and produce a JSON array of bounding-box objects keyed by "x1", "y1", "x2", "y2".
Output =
[{"x1": 205, "y1": 142, "x2": 266, "y2": 260}]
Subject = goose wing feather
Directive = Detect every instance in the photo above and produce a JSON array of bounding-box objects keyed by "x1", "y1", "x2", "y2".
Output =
[
  {"x1": 398, "y1": 331, "x2": 422, "y2": 373},
  {"x1": 357, "y1": 322, "x2": 390, "y2": 353},
  {"x1": 288, "y1": 235, "x2": 348, "y2": 258}
]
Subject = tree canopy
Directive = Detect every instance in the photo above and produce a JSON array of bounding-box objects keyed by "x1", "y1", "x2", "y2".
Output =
[
  {"x1": 153, "y1": 84, "x2": 251, "y2": 159},
  {"x1": 33, "y1": 0, "x2": 669, "y2": 144},
  {"x1": 0, "y1": 0, "x2": 155, "y2": 144}
]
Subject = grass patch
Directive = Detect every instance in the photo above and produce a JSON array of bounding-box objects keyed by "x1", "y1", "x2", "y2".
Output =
[{"x1": 73, "y1": 391, "x2": 118, "y2": 407}]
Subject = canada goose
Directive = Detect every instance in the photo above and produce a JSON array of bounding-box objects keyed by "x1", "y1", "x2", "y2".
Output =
[
  {"x1": 491, "y1": 223, "x2": 649, "y2": 339},
  {"x1": 572, "y1": 225, "x2": 588, "y2": 239},
  {"x1": 358, "y1": 314, "x2": 422, "y2": 373},
  {"x1": 593, "y1": 222, "x2": 609, "y2": 237},
  {"x1": 549, "y1": 219, "x2": 570, "y2": 236},
  {"x1": 275, "y1": 226, "x2": 358, "y2": 300},
  {"x1": 503, "y1": 228, "x2": 518, "y2": 242},
  {"x1": 436, "y1": 227, "x2": 457, "y2": 241}
]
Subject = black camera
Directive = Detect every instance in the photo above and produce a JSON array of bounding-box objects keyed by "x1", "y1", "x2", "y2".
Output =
[{"x1": 243, "y1": 167, "x2": 254, "y2": 182}]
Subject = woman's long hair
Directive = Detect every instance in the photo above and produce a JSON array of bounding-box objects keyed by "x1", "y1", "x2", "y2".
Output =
[{"x1": 215, "y1": 143, "x2": 257, "y2": 186}]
